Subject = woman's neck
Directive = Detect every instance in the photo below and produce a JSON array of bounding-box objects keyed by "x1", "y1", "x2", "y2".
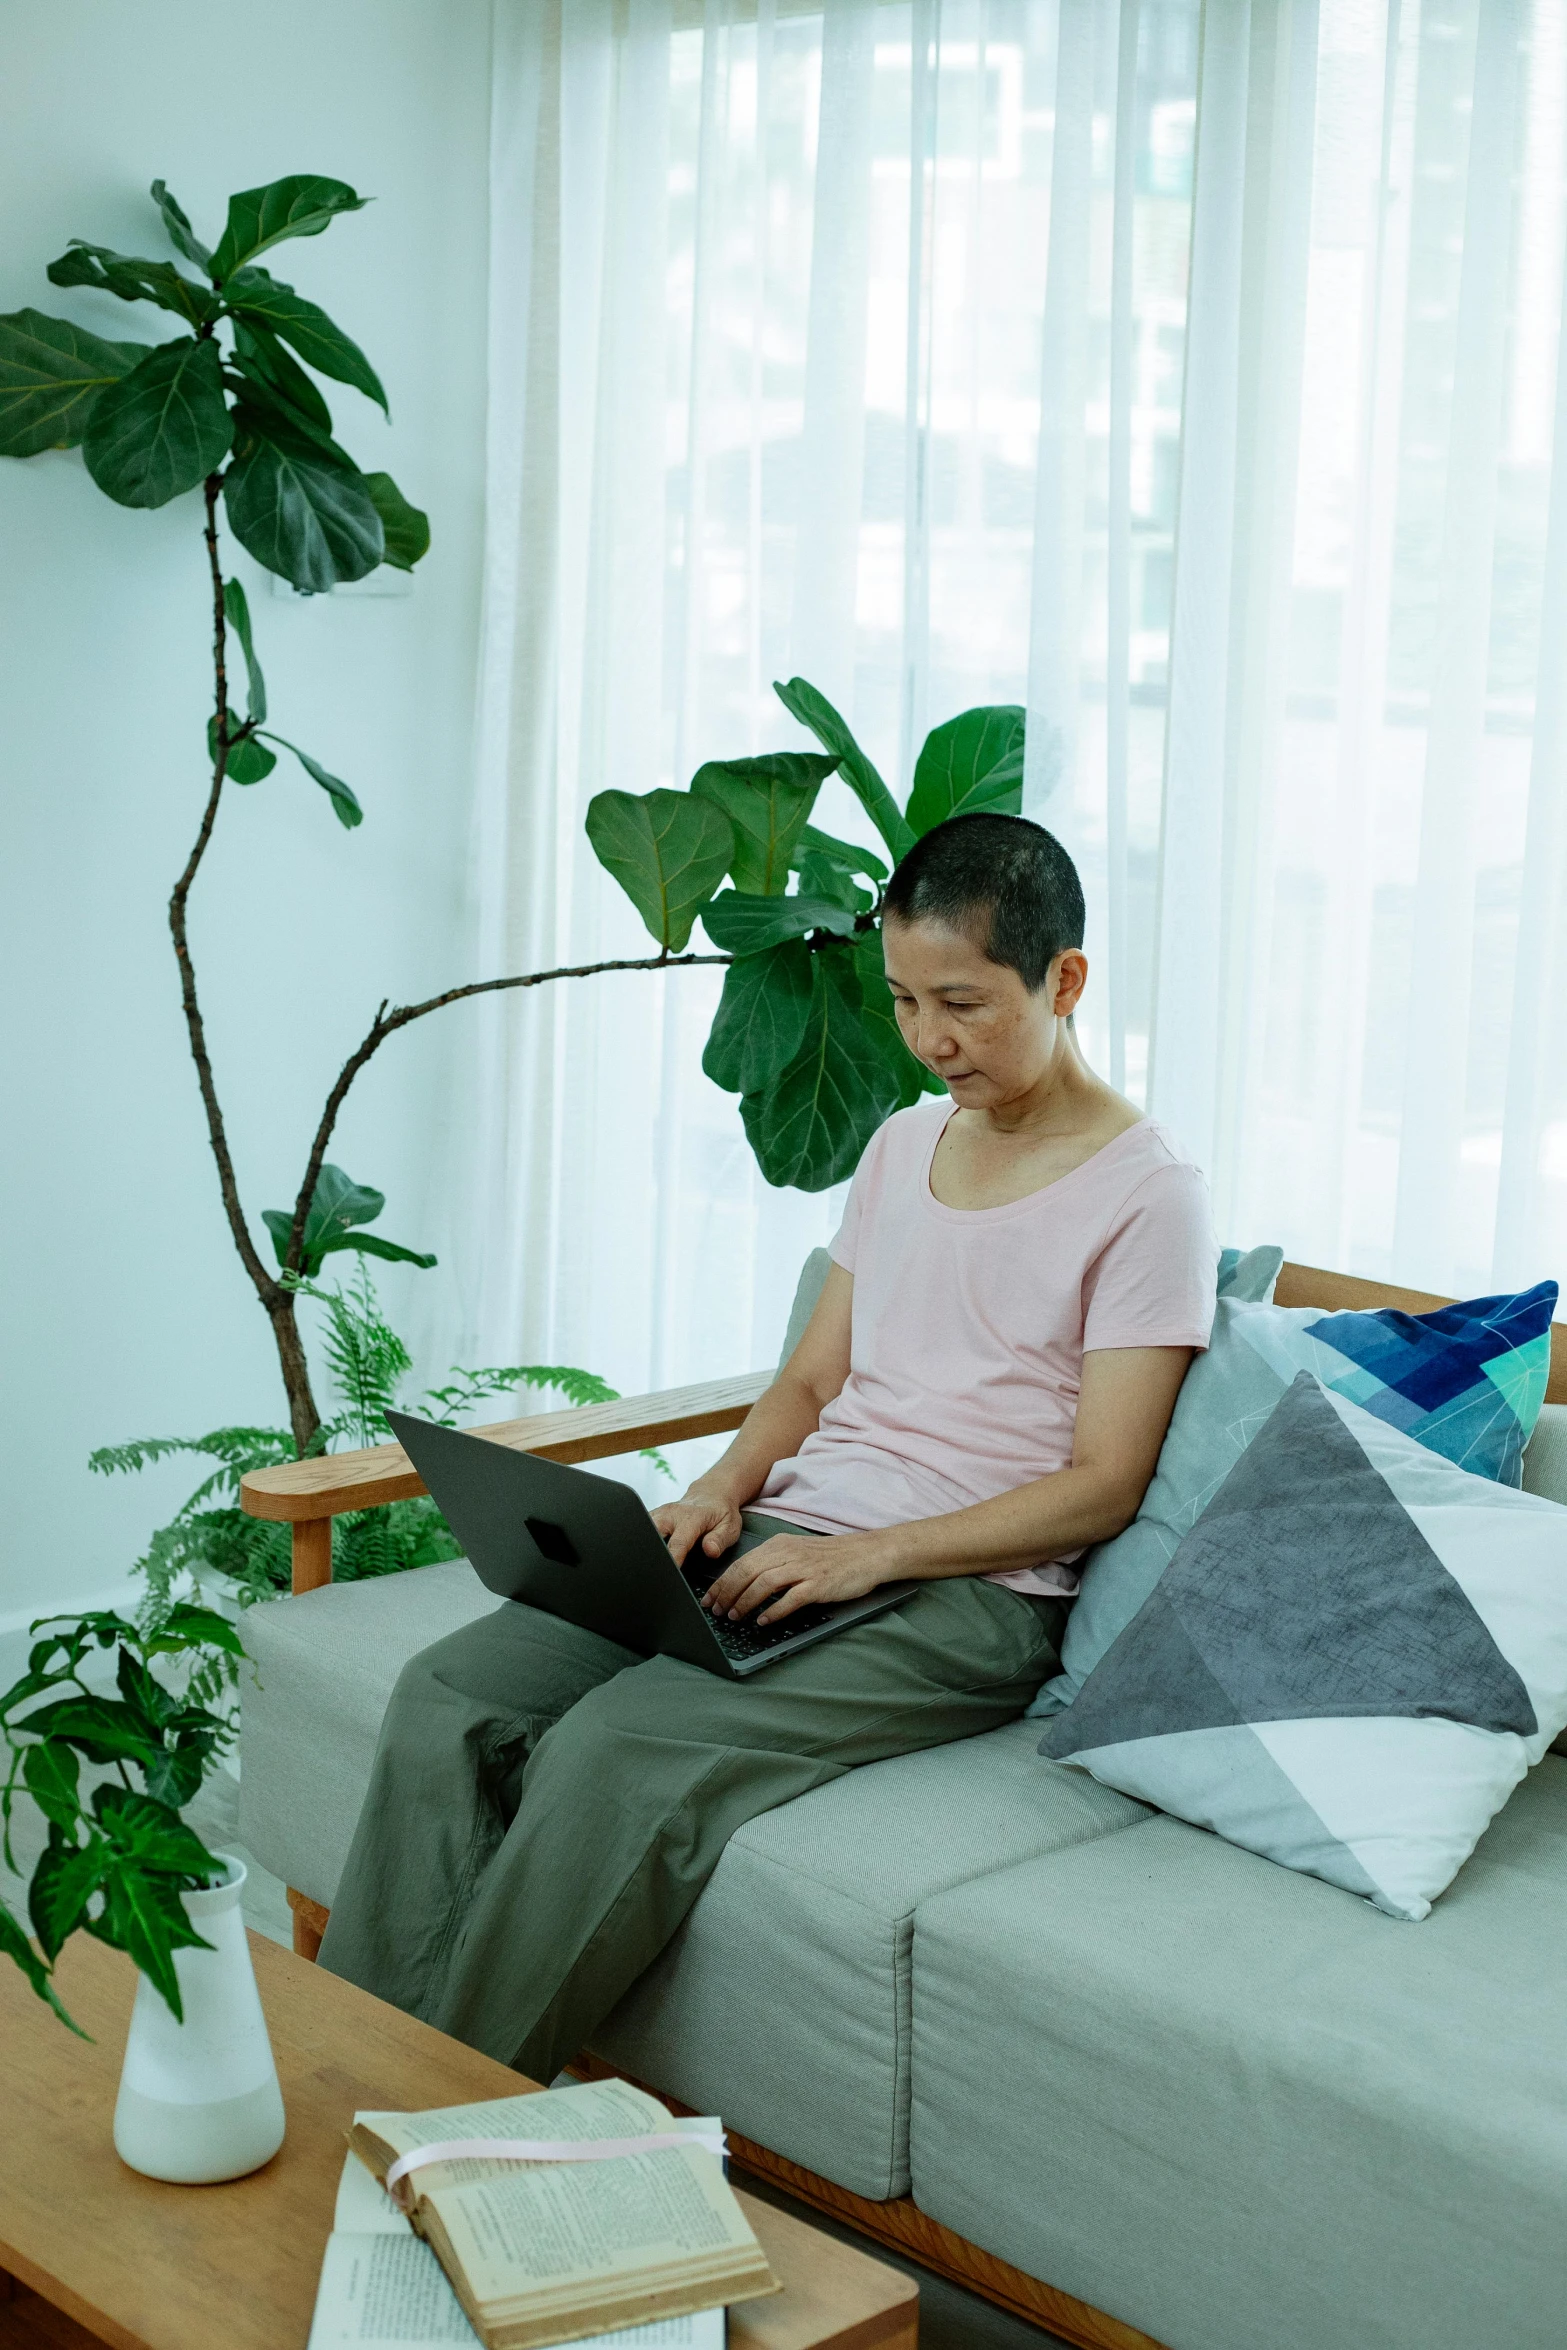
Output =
[{"x1": 972, "y1": 1032, "x2": 1121, "y2": 1142}]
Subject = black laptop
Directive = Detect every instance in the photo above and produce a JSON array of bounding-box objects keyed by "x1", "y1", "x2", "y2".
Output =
[{"x1": 386, "y1": 1411, "x2": 917, "y2": 1678}]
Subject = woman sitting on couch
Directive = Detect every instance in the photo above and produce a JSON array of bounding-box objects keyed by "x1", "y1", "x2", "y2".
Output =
[{"x1": 320, "y1": 812, "x2": 1218, "y2": 2078}]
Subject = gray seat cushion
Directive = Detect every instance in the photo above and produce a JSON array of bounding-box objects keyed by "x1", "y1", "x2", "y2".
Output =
[
  {"x1": 910, "y1": 1758, "x2": 1567, "y2": 2350},
  {"x1": 238, "y1": 1559, "x2": 499, "y2": 1904},
  {"x1": 593, "y1": 1726, "x2": 1147, "y2": 2198}
]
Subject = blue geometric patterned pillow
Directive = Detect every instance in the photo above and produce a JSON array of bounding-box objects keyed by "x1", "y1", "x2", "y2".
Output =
[
  {"x1": 1248, "y1": 1281, "x2": 1558, "y2": 1487},
  {"x1": 1029, "y1": 1278, "x2": 1559, "y2": 1721}
]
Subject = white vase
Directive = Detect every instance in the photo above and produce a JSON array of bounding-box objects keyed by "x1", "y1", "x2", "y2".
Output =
[{"x1": 113, "y1": 1852, "x2": 286, "y2": 2183}]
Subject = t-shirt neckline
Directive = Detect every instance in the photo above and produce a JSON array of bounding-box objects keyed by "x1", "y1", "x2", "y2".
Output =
[{"x1": 920, "y1": 1102, "x2": 1153, "y2": 1225}]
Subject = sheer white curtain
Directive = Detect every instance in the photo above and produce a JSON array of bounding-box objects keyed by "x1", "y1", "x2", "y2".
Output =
[{"x1": 464, "y1": 0, "x2": 1567, "y2": 1413}]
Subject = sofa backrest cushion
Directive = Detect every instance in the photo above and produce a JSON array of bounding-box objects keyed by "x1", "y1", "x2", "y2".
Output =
[
  {"x1": 778, "y1": 1248, "x2": 833, "y2": 1367},
  {"x1": 1524, "y1": 1402, "x2": 1567, "y2": 1507}
]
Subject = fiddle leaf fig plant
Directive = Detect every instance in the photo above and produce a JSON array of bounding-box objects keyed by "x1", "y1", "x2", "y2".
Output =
[
  {"x1": 585, "y1": 680, "x2": 1027, "y2": 1191},
  {"x1": 0, "y1": 1605, "x2": 245, "y2": 2033},
  {"x1": 1, "y1": 168, "x2": 1026, "y2": 1494}
]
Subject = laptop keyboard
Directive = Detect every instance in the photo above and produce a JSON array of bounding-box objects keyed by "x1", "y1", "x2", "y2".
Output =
[{"x1": 680, "y1": 1564, "x2": 838, "y2": 1660}]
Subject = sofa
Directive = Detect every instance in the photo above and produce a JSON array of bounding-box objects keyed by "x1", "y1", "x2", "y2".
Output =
[{"x1": 238, "y1": 1256, "x2": 1567, "y2": 2350}]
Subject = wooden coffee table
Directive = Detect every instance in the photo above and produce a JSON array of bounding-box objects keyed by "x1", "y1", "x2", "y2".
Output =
[{"x1": 0, "y1": 1932, "x2": 916, "y2": 2350}]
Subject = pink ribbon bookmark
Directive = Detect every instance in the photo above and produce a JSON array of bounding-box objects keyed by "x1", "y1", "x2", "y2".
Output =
[{"x1": 384, "y1": 2128, "x2": 729, "y2": 2210}]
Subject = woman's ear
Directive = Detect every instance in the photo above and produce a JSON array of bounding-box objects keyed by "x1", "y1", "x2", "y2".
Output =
[{"x1": 1052, "y1": 950, "x2": 1088, "y2": 1018}]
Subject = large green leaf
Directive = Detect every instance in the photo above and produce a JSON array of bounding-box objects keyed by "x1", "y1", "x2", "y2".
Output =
[
  {"x1": 363, "y1": 472, "x2": 429, "y2": 570},
  {"x1": 47, "y1": 243, "x2": 220, "y2": 328},
  {"x1": 904, "y1": 705, "x2": 1026, "y2": 838},
  {"x1": 0, "y1": 1894, "x2": 87, "y2": 2036},
  {"x1": 19, "y1": 1694, "x2": 161, "y2": 1770},
  {"x1": 83, "y1": 336, "x2": 232, "y2": 508},
  {"x1": 86, "y1": 1863, "x2": 209, "y2": 2022},
  {"x1": 150, "y1": 180, "x2": 213, "y2": 272},
  {"x1": 152, "y1": 1600, "x2": 247, "y2": 1659},
  {"x1": 740, "y1": 947, "x2": 903, "y2": 1191},
  {"x1": 267, "y1": 1162, "x2": 383, "y2": 1258},
  {"x1": 700, "y1": 890, "x2": 857, "y2": 956},
  {"x1": 793, "y1": 824, "x2": 886, "y2": 913},
  {"x1": 94, "y1": 1785, "x2": 218, "y2": 1882},
  {"x1": 702, "y1": 939, "x2": 815, "y2": 1095},
  {"x1": 318, "y1": 1230, "x2": 436, "y2": 1271},
  {"x1": 224, "y1": 266, "x2": 388, "y2": 414},
  {"x1": 850, "y1": 927, "x2": 944, "y2": 1104},
  {"x1": 774, "y1": 677, "x2": 914, "y2": 862},
  {"x1": 115, "y1": 1645, "x2": 173, "y2": 1730},
  {"x1": 209, "y1": 176, "x2": 368, "y2": 284},
  {"x1": 20, "y1": 1741, "x2": 79, "y2": 1832},
  {"x1": 258, "y1": 734, "x2": 364, "y2": 827},
  {"x1": 690, "y1": 753, "x2": 838, "y2": 895},
  {"x1": 29, "y1": 1837, "x2": 107, "y2": 1962},
  {"x1": 206, "y1": 716, "x2": 277, "y2": 784},
  {"x1": 223, "y1": 577, "x2": 266, "y2": 723},
  {"x1": 223, "y1": 413, "x2": 383, "y2": 589},
  {"x1": 0, "y1": 309, "x2": 148, "y2": 456},
  {"x1": 794, "y1": 825, "x2": 887, "y2": 882},
  {"x1": 229, "y1": 318, "x2": 334, "y2": 437},
  {"x1": 585, "y1": 789, "x2": 736, "y2": 953},
  {"x1": 261, "y1": 1163, "x2": 430, "y2": 1274},
  {"x1": 142, "y1": 1743, "x2": 210, "y2": 1813}
]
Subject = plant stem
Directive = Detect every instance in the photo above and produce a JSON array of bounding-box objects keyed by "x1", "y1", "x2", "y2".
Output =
[
  {"x1": 283, "y1": 951, "x2": 731, "y2": 1269},
  {"x1": 173, "y1": 478, "x2": 322, "y2": 1452}
]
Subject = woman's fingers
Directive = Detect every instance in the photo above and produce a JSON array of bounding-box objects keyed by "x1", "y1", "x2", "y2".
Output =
[{"x1": 714, "y1": 1547, "x2": 812, "y2": 1618}]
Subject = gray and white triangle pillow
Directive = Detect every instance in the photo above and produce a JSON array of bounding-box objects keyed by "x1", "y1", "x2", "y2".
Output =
[{"x1": 1038, "y1": 1372, "x2": 1567, "y2": 1920}]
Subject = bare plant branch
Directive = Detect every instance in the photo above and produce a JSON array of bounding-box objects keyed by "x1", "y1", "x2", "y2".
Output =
[
  {"x1": 286, "y1": 950, "x2": 733, "y2": 1263},
  {"x1": 169, "y1": 479, "x2": 276, "y2": 1306},
  {"x1": 171, "y1": 479, "x2": 323, "y2": 1450}
]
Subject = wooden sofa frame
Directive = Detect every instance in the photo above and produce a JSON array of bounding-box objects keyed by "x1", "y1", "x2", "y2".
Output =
[{"x1": 240, "y1": 1262, "x2": 1567, "y2": 2350}]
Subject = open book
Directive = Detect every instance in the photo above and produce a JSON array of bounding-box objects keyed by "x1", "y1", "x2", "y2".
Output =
[
  {"x1": 345, "y1": 2077, "x2": 779, "y2": 2350},
  {"x1": 307, "y1": 2147, "x2": 723, "y2": 2350}
]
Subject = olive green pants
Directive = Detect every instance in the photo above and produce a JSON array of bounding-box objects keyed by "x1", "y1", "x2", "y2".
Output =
[{"x1": 319, "y1": 1519, "x2": 1064, "y2": 2083}]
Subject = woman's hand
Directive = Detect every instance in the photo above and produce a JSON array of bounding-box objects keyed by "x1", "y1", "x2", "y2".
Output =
[
  {"x1": 699, "y1": 1529, "x2": 897, "y2": 1625},
  {"x1": 651, "y1": 1486, "x2": 744, "y2": 1570}
]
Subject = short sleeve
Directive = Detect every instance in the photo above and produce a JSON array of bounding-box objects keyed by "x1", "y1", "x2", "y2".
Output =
[
  {"x1": 1081, "y1": 1161, "x2": 1218, "y2": 1352},
  {"x1": 828, "y1": 1163, "x2": 867, "y2": 1273},
  {"x1": 826, "y1": 1109, "x2": 903, "y2": 1274}
]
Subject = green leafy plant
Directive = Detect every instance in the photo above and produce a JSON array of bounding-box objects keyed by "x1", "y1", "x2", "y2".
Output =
[
  {"x1": 1, "y1": 171, "x2": 736, "y2": 1460},
  {"x1": 0, "y1": 1604, "x2": 245, "y2": 2031},
  {"x1": 1, "y1": 169, "x2": 1022, "y2": 1478},
  {"x1": 585, "y1": 680, "x2": 1026, "y2": 1188},
  {"x1": 92, "y1": 1264, "x2": 663, "y2": 1611}
]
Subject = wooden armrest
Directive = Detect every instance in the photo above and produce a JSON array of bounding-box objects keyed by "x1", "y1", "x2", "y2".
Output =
[{"x1": 239, "y1": 1371, "x2": 772, "y2": 1524}]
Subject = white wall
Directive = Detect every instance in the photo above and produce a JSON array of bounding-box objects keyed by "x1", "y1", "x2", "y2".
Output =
[{"x1": 0, "y1": 0, "x2": 494, "y2": 1647}]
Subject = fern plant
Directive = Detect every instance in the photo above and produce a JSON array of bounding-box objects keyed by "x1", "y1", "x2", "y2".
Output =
[{"x1": 93, "y1": 1267, "x2": 663, "y2": 1615}]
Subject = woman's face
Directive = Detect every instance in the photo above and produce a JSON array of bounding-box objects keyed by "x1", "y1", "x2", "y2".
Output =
[{"x1": 880, "y1": 912, "x2": 1086, "y2": 1111}]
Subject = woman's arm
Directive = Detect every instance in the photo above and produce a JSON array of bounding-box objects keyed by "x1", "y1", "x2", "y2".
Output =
[
  {"x1": 650, "y1": 1264, "x2": 854, "y2": 1567},
  {"x1": 700, "y1": 1343, "x2": 1193, "y2": 1622}
]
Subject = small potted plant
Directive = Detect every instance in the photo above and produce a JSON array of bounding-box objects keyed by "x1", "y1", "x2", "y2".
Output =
[{"x1": 0, "y1": 1603, "x2": 285, "y2": 2182}]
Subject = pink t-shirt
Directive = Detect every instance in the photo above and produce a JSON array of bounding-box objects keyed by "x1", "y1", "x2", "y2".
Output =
[{"x1": 759, "y1": 1101, "x2": 1217, "y2": 1596}]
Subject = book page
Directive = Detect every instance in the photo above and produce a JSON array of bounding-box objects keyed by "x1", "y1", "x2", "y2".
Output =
[
  {"x1": 308, "y1": 2234, "x2": 481, "y2": 2347},
  {"x1": 357, "y1": 2078, "x2": 673, "y2": 2173},
  {"x1": 308, "y1": 2206, "x2": 725, "y2": 2350},
  {"x1": 429, "y1": 2143, "x2": 761, "y2": 2304}
]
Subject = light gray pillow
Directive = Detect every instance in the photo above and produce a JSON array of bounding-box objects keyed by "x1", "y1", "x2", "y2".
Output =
[
  {"x1": 1039, "y1": 1372, "x2": 1567, "y2": 1919},
  {"x1": 1029, "y1": 1243, "x2": 1284, "y2": 1717}
]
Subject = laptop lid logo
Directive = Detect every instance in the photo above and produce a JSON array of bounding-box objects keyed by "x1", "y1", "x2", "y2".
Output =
[{"x1": 526, "y1": 1516, "x2": 580, "y2": 1567}]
